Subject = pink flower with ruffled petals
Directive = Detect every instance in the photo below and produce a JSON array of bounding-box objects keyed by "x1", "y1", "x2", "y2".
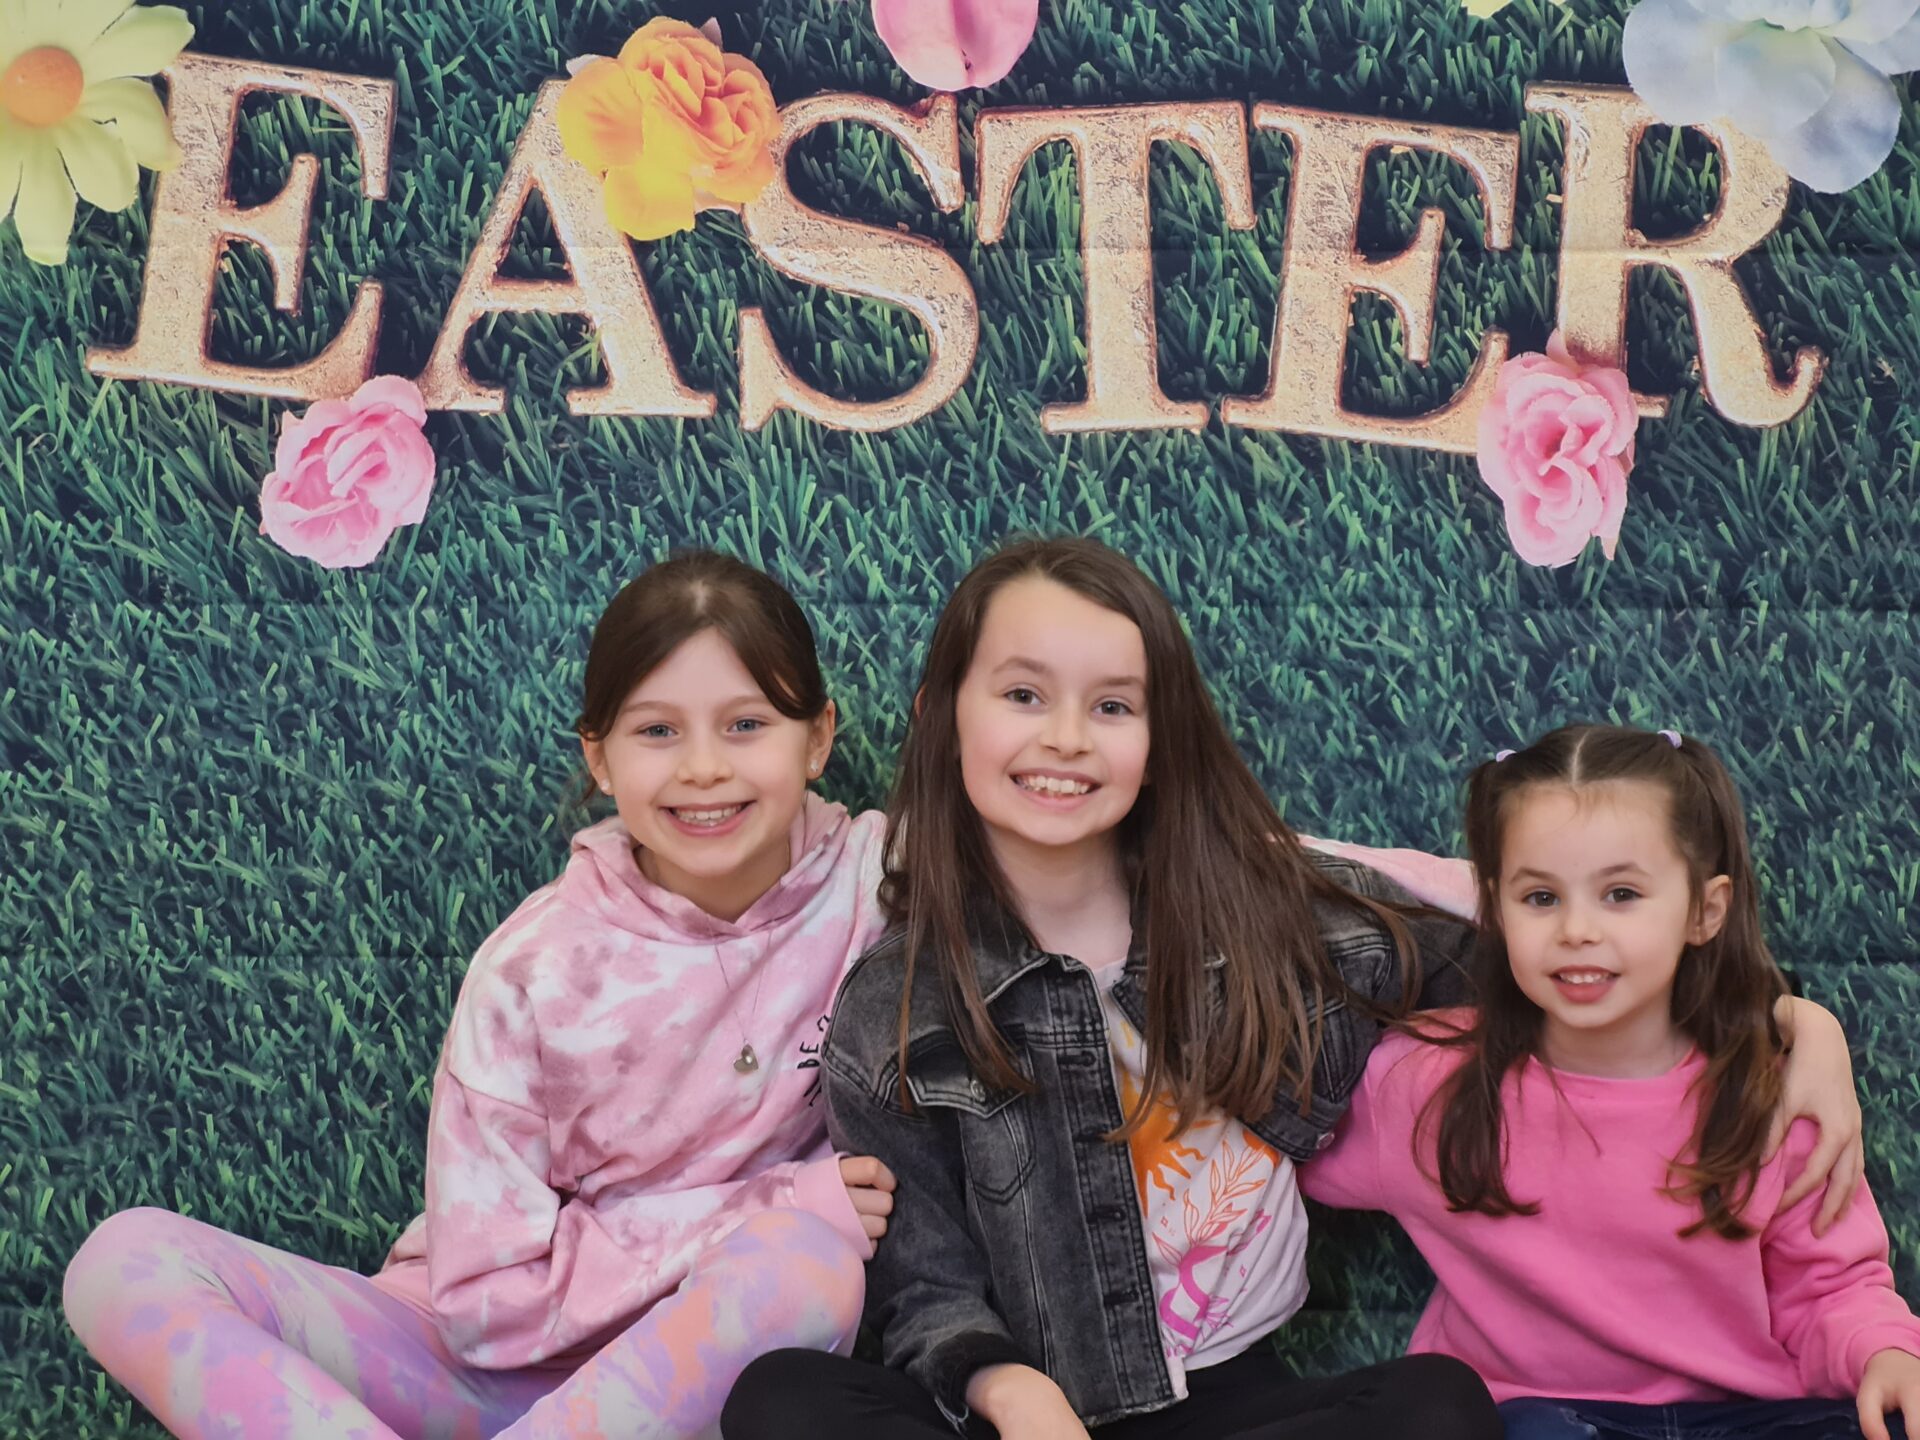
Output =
[
  {"x1": 872, "y1": 0, "x2": 1039, "y2": 90},
  {"x1": 259, "y1": 376, "x2": 436, "y2": 570},
  {"x1": 1475, "y1": 332, "x2": 1637, "y2": 568}
]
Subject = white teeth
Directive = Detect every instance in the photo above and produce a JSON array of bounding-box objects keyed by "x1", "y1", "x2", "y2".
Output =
[
  {"x1": 673, "y1": 805, "x2": 743, "y2": 825},
  {"x1": 1554, "y1": 970, "x2": 1615, "y2": 985},
  {"x1": 1016, "y1": 775, "x2": 1091, "y2": 797}
]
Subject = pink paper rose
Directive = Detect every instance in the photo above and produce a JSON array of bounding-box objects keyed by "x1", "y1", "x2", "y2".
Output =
[
  {"x1": 1475, "y1": 331, "x2": 1636, "y2": 568},
  {"x1": 872, "y1": 0, "x2": 1038, "y2": 90},
  {"x1": 259, "y1": 376, "x2": 436, "y2": 570}
]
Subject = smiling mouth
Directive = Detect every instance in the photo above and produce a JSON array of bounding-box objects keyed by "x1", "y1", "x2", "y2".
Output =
[
  {"x1": 1551, "y1": 969, "x2": 1618, "y2": 986},
  {"x1": 1012, "y1": 773, "x2": 1096, "y2": 798},
  {"x1": 665, "y1": 803, "x2": 749, "y2": 828}
]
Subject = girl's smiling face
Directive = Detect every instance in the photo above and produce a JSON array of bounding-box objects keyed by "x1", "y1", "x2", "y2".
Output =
[
  {"x1": 585, "y1": 628, "x2": 833, "y2": 922},
  {"x1": 1497, "y1": 778, "x2": 1730, "y2": 1074},
  {"x1": 954, "y1": 576, "x2": 1151, "y2": 873}
]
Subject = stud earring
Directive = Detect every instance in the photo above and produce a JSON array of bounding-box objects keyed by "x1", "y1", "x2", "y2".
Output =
[{"x1": 599, "y1": 781, "x2": 612, "y2": 794}]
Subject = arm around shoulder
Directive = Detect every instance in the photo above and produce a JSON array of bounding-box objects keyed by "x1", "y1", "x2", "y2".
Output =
[{"x1": 1316, "y1": 851, "x2": 1479, "y2": 1009}]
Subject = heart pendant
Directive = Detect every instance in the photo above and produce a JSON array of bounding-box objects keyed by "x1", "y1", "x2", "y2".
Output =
[{"x1": 734, "y1": 1044, "x2": 759, "y2": 1074}]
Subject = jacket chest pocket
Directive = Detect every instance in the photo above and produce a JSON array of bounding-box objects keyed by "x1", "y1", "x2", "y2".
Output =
[{"x1": 904, "y1": 1041, "x2": 1036, "y2": 1205}]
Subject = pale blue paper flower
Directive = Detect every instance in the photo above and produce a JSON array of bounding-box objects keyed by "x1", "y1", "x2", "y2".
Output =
[{"x1": 1623, "y1": 0, "x2": 1920, "y2": 192}]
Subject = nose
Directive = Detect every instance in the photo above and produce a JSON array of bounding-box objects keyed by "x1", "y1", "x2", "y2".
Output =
[
  {"x1": 1043, "y1": 704, "x2": 1090, "y2": 757},
  {"x1": 1557, "y1": 899, "x2": 1602, "y2": 947},
  {"x1": 677, "y1": 733, "x2": 733, "y2": 787}
]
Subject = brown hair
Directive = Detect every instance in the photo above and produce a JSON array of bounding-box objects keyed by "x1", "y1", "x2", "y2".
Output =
[
  {"x1": 1424, "y1": 724, "x2": 1786, "y2": 1238},
  {"x1": 882, "y1": 535, "x2": 1419, "y2": 1137},
  {"x1": 574, "y1": 552, "x2": 828, "y2": 800}
]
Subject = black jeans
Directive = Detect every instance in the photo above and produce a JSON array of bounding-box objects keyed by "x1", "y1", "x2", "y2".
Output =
[{"x1": 722, "y1": 1345, "x2": 1501, "y2": 1440}]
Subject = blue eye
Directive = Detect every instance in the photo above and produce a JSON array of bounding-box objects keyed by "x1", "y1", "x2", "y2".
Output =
[
  {"x1": 731, "y1": 718, "x2": 765, "y2": 734},
  {"x1": 638, "y1": 723, "x2": 675, "y2": 739}
]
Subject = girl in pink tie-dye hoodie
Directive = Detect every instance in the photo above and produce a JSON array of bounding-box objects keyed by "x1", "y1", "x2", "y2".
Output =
[{"x1": 64, "y1": 552, "x2": 895, "y2": 1439}]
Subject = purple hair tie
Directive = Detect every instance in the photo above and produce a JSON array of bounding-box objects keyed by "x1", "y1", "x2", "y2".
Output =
[
  {"x1": 1659, "y1": 729, "x2": 1683, "y2": 748},
  {"x1": 1494, "y1": 749, "x2": 1515, "y2": 762}
]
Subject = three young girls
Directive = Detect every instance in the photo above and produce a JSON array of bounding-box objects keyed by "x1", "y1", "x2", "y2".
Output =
[
  {"x1": 63, "y1": 553, "x2": 897, "y2": 1439},
  {"x1": 1301, "y1": 725, "x2": 1920, "y2": 1440},
  {"x1": 64, "y1": 542, "x2": 1876, "y2": 1440}
]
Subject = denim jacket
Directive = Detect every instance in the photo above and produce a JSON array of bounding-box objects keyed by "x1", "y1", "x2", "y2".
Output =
[{"x1": 821, "y1": 854, "x2": 1475, "y2": 1429}]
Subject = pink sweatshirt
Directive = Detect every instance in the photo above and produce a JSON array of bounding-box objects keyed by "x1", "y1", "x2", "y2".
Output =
[
  {"x1": 377, "y1": 796, "x2": 889, "y2": 1368},
  {"x1": 1301, "y1": 1016, "x2": 1920, "y2": 1404}
]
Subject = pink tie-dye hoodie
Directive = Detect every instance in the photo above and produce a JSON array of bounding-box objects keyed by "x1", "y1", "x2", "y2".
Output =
[{"x1": 379, "y1": 795, "x2": 889, "y2": 1368}]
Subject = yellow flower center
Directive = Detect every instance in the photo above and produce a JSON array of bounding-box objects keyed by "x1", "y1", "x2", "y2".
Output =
[{"x1": 1, "y1": 46, "x2": 86, "y2": 128}]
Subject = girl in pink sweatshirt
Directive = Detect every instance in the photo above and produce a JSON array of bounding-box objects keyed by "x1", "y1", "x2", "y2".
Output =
[
  {"x1": 63, "y1": 552, "x2": 896, "y2": 1439},
  {"x1": 1301, "y1": 724, "x2": 1920, "y2": 1440}
]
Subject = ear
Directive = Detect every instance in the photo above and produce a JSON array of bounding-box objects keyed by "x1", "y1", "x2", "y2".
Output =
[
  {"x1": 807, "y1": 700, "x2": 837, "y2": 779},
  {"x1": 582, "y1": 735, "x2": 610, "y2": 795},
  {"x1": 1690, "y1": 874, "x2": 1733, "y2": 946},
  {"x1": 912, "y1": 686, "x2": 925, "y2": 719}
]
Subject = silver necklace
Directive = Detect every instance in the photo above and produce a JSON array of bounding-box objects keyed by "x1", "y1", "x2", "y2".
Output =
[{"x1": 712, "y1": 935, "x2": 769, "y2": 1074}]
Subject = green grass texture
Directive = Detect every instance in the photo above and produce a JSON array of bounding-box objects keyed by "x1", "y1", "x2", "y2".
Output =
[{"x1": 3, "y1": 0, "x2": 1918, "y2": 1433}]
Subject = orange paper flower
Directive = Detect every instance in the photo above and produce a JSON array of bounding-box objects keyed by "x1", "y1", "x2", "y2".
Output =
[{"x1": 556, "y1": 18, "x2": 777, "y2": 242}]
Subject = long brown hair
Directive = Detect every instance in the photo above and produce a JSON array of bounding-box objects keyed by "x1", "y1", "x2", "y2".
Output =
[
  {"x1": 1425, "y1": 724, "x2": 1787, "y2": 1238},
  {"x1": 882, "y1": 535, "x2": 1419, "y2": 1137},
  {"x1": 574, "y1": 552, "x2": 829, "y2": 801}
]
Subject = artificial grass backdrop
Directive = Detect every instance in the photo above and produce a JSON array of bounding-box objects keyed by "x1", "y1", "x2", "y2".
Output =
[{"x1": 3, "y1": 0, "x2": 1918, "y2": 1433}]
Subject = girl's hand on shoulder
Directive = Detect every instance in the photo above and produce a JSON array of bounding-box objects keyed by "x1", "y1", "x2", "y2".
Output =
[
  {"x1": 1856, "y1": 1347, "x2": 1920, "y2": 1440},
  {"x1": 839, "y1": 1155, "x2": 896, "y2": 1242},
  {"x1": 965, "y1": 1363, "x2": 1091, "y2": 1440},
  {"x1": 1772, "y1": 995, "x2": 1865, "y2": 1233}
]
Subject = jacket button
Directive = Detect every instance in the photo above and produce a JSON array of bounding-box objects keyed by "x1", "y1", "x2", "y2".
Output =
[
  {"x1": 1315, "y1": 1131, "x2": 1337, "y2": 1151},
  {"x1": 969, "y1": 1079, "x2": 986, "y2": 1100}
]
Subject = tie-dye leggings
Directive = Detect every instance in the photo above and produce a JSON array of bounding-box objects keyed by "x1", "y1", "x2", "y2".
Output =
[{"x1": 62, "y1": 1205, "x2": 864, "y2": 1440}]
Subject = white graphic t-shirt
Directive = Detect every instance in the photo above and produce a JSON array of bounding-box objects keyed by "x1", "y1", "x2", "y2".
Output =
[{"x1": 1093, "y1": 960, "x2": 1312, "y2": 1398}]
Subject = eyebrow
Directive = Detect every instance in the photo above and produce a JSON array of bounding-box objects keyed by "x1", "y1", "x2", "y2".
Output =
[
  {"x1": 617, "y1": 693, "x2": 768, "y2": 716},
  {"x1": 1508, "y1": 863, "x2": 1651, "y2": 883},
  {"x1": 990, "y1": 656, "x2": 1145, "y2": 689}
]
